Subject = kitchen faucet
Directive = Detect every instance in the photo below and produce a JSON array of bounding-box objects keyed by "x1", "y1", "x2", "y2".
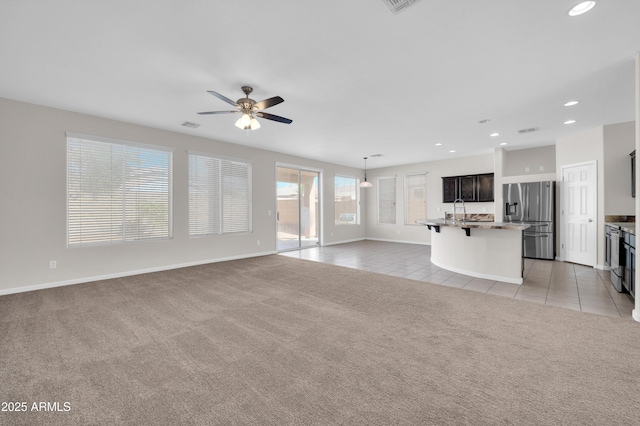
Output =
[{"x1": 453, "y1": 198, "x2": 466, "y2": 222}]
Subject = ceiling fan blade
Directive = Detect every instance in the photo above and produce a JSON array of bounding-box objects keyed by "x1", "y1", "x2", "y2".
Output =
[
  {"x1": 253, "y1": 96, "x2": 284, "y2": 111},
  {"x1": 207, "y1": 90, "x2": 239, "y2": 107},
  {"x1": 197, "y1": 110, "x2": 240, "y2": 115},
  {"x1": 256, "y1": 111, "x2": 293, "y2": 124}
]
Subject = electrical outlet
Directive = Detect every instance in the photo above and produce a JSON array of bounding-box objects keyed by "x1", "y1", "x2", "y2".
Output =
[
  {"x1": 257, "y1": 240, "x2": 261, "y2": 246},
  {"x1": 539, "y1": 165, "x2": 544, "y2": 171},
  {"x1": 49, "y1": 260, "x2": 57, "y2": 269}
]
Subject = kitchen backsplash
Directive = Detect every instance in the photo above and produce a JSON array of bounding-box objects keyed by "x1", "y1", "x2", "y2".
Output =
[
  {"x1": 605, "y1": 215, "x2": 635, "y2": 223},
  {"x1": 445, "y1": 213, "x2": 495, "y2": 222}
]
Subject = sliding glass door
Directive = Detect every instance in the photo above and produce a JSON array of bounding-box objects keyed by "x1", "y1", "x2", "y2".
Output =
[{"x1": 277, "y1": 166, "x2": 320, "y2": 251}]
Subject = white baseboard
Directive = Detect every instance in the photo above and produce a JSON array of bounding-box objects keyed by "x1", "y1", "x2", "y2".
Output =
[
  {"x1": 364, "y1": 237, "x2": 430, "y2": 246},
  {"x1": 431, "y1": 257, "x2": 523, "y2": 285},
  {"x1": 633, "y1": 309, "x2": 640, "y2": 323},
  {"x1": 0, "y1": 251, "x2": 276, "y2": 296},
  {"x1": 322, "y1": 238, "x2": 366, "y2": 246}
]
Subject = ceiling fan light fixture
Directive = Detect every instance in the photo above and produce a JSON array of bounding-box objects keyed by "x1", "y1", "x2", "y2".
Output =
[
  {"x1": 200, "y1": 86, "x2": 291, "y2": 129},
  {"x1": 235, "y1": 113, "x2": 256, "y2": 130}
]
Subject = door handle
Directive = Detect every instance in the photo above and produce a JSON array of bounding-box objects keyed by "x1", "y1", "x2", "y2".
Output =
[
  {"x1": 276, "y1": 211, "x2": 280, "y2": 221},
  {"x1": 588, "y1": 219, "x2": 593, "y2": 222}
]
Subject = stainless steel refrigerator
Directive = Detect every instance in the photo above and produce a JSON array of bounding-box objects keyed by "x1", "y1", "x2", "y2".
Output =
[{"x1": 503, "y1": 181, "x2": 555, "y2": 260}]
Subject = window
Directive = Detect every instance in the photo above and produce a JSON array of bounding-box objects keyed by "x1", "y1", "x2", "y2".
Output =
[
  {"x1": 334, "y1": 175, "x2": 359, "y2": 225},
  {"x1": 405, "y1": 173, "x2": 427, "y2": 225},
  {"x1": 189, "y1": 153, "x2": 252, "y2": 236},
  {"x1": 378, "y1": 176, "x2": 396, "y2": 224},
  {"x1": 67, "y1": 134, "x2": 173, "y2": 246}
]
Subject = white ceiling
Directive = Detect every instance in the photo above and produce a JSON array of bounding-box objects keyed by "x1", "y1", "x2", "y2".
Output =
[{"x1": 1, "y1": 0, "x2": 638, "y2": 169}]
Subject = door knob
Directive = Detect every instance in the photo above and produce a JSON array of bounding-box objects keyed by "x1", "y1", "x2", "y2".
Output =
[{"x1": 588, "y1": 219, "x2": 593, "y2": 222}]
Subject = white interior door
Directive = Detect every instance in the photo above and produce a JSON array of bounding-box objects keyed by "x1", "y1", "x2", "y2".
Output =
[{"x1": 561, "y1": 161, "x2": 597, "y2": 266}]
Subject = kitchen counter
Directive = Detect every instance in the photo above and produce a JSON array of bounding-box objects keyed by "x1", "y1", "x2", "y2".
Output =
[
  {"x1": 417, "y1": 219, "x2": 531, "y2": 233},
  {"x1": 418, "y1": 219, "x2": 527, "y2": 284},
  {"x1": 606, "y1": 222, "x2": 635, "y2": 235}
]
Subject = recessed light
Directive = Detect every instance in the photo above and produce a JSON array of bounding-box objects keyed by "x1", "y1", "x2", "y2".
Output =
[
  {"x1": 449, "y1": 150, "x2": 456, "y2": 153},
  {"x1": 490, "y1": 132, "x2": 500, "y2": 137},
  {"x1": 564, "y1": 100, "x2": 580, "y2": 107},
  {"x1": 564, "y1": 120, "x2": 576, "y2": 125},
  {"x1": 568, "y1": 1, "x2": 595, "y2": 16},
  {"x1": 500, "y1": 142, "x2": 508, "y2": 146},
  {"x1": 435, "y1": 143, "x2": 443, "y2": 146}
]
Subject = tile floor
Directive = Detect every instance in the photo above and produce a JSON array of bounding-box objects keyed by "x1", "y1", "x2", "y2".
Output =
[{"x1": 280, "y1": 240, "x2": 637, "y2": 320}]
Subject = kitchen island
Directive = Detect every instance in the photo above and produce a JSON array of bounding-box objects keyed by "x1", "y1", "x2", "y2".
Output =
[{"x1": 418, "y1": 219, "x2": 531, "y2": 284}]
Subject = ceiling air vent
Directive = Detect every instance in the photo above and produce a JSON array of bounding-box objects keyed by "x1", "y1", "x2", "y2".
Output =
[
  {"x1": 181, "y1": 121, "x2": 200, "y2": 129},
  {"x1": 518, "y1": 127, "x2": 538, "y2": 134},
  {"x1": 381, "y1": 0, "x2": 422, "y2": 14}
]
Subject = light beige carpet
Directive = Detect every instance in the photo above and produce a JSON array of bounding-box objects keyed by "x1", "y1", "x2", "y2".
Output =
[{"x1": 1, "y1": 255, "x2": 640, "y2": 425}]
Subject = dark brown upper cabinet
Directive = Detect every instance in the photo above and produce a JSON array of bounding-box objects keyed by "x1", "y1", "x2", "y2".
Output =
[{"x1": 442, "y1": 173, "x2": 494, "y2": 203}]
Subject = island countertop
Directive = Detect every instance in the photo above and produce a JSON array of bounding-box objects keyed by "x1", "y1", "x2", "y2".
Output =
[{"x1": 416, "y1": 219, "x2": 531, "y2": 231}]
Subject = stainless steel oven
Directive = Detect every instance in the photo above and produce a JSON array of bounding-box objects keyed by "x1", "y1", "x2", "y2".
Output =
[
  {"x1": 605, "y1": 225, "x2": 612, "y2": 268},
  {"x1": 609, "y1": 226, "x2": 624, "y2": 292}
]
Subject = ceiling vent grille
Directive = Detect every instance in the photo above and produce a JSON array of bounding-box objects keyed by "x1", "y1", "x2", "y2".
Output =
[
  {"x1": 181, "y1": 121, "x2": 200, "y2": 129},
  {"x1": 381, "y1": 0, "x2": 422, "y2": 14},
  {"x1": 518, "y1": 127, "x2": 538, "y2": 134}
]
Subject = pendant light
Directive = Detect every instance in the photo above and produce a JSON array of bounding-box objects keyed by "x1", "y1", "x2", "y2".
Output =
[{"x1": 360, "y1": 157, "x2": 373, "y2": 188}]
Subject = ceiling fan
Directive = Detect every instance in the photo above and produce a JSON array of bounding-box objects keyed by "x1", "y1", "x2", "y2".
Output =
[{"x1": 197, "y1": 86, "x2": 292, "y2": 130}]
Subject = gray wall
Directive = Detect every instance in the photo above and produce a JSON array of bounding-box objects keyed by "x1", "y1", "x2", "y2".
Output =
[
  {"x1": 0, "y1": 97, "x2": 366, "y2": 292},
  {"x1": 555, "y1": 121, "x2": 636, "y2": 267},
  {"x1": 504, "y1": 145, "x2": 556, "y2": 177},
  {"x1": 364, "y1": 154, "x2": 495, "y2": 245},
  {"x1": 2, "y1": 95, "x2": 635, "y2": 292}
]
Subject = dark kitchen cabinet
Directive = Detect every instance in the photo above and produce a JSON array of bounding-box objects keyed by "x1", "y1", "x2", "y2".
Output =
[
  {"x1": 442, "y1": 173, "x2": 494, "y2": 203},
  {"x1": 442, "y1": 177, "x2": 458, "y2": 202},
  {"x1": 458, "y1": 176, "x2": 478, "y2": 201},
  {"x1": 477, "y1": 173, "x2": 494, "y2": 202}
]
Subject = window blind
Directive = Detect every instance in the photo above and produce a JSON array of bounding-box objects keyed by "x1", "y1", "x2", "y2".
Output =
[
  {"x1": 189, "y1": 153, "x2": 252, "y2": 236},
  {"x1": 378, "y1": 176, "x2": 396, "y2": 224},
  {"x1": 67, "y1": 135, "x2": 173, "y2": 246},
  {"x1": 404, "y1": 173, "x2": 426, "y2": 225}
]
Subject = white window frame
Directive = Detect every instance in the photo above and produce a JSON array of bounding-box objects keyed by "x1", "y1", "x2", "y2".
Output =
[
  {"x1": 66, "y1": 132, "x2": 173, "y2": 247},
  {"x1": 334, "y1": 174, "x2": 360, "y2": 225},
  {"x1": 189, "y1": 151, "x2": 253, "y2": 237},
  {"x1": 404, "y1": 173, "x2": 427, "y2": 225}
]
